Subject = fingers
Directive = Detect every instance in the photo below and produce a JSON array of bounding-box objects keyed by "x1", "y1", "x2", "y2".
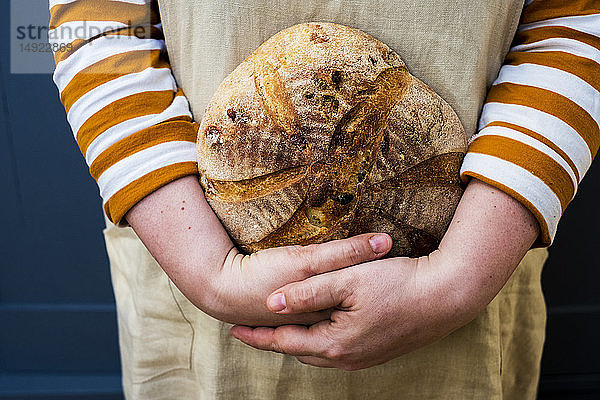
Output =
[
  {"x1": 295, "y1": 355, "x2": 336, "y2": 368},
  {"x1": 267, "y1": 270, "x2": 351, "y2": 313},
  {"x1": 297, "y1": 233, "x2": 392, "y2": 276},
  {"x1": 230, "y1": 321, "x2": 331, "y2": 357},
  {"x1": 271, "y1": 309, "x2": 332, "y2": 326}
]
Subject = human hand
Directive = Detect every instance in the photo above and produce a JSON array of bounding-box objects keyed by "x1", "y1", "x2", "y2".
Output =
[
  {"x1": 125, "y1": 176, "x2": 393, "y2": 327},
  {"x1": 229, "y1": 178, "x2": 541, "y2": 369},
  {"x1": 229, "y1": 250, "x2": 477, "y2": 370},
  {"x1": 202, "y1": 232, "x2": 392, "y2": 327}
]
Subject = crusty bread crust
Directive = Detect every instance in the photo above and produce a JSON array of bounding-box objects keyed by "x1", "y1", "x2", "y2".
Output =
[{"x1": 197, "y1": 22, "x2": 467, "y2": 257}]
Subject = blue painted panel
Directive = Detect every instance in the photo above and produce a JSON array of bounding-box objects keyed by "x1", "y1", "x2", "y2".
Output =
[
  {"x1": 0, "y1": 305, "x2": 120, "y2": 372},
  {"x1": 0, "y1": 1, "x2": 122, "y2": 392},
  {"x1": 0, "y1": 0, "x2": 598, "y2": 397},
  {"x1": 0, "y1": 373, "x2": 123, "y2": 399},
  {"x1": 0, "y1": 2, "x2": 114, "y2": 305}
]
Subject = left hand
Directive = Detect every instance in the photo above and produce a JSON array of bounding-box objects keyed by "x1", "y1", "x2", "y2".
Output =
[
  {"x1": 229, "y1": 178, "x2": 541, "y2": 370},
  {"x1": 229, "y1": 249, "x2": 481, "y2": 370}
]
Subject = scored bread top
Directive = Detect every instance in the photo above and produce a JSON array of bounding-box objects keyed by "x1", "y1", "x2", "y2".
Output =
[{"x1": 197, "y1": 22, "x2": 467, "y2": 257}]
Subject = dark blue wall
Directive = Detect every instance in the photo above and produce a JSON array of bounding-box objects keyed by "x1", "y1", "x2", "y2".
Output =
[
  {"x1": 0, "y1": 2, "x2": 599, "y2": 400},
  {"x1": 0, "y1": 3, "x2": 122, "y2": 399}
]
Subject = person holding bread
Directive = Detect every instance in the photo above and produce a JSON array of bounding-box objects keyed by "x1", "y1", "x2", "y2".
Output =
[{"x1": 49, "y1": 0, "x2": 599, "y2": 399}]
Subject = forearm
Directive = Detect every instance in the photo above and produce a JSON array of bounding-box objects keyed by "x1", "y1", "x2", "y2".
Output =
[
  {"x1": 431, "y1": 178, "x2": 539, "y2": 316},
  {"x1": 125, "y1": 175, "x2": 234, "y2": 307}
]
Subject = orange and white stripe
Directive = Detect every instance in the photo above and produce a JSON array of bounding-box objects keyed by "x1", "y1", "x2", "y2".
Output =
[
  {"x1": 461, "y1": 0, "x2": 600, "y2": 245},
  {"x1": 49, "y1": 0, "x2": 198, "y2": 225},
  {"x1": 50, "y1": 1, "x2": 599, "y2": 242}
]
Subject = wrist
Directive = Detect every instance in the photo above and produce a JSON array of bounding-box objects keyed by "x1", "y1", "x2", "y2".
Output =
[
  {"x1": 199, "y1": 246, "x2": 244, "y2": 318},
  {"x1": 426, "y1": 248, "x2": 495, "y2": 323},
  {"x1": 405, "y1": 251, "x2": 482, "y2": 336},
  {"x1": 428, "y1": 178, "x2": 539, "y2": 317}
]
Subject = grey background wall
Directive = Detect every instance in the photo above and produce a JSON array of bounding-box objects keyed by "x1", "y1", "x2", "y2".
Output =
[{"x1": 0, "y1": 2, "x2": 599, "y2": 399}]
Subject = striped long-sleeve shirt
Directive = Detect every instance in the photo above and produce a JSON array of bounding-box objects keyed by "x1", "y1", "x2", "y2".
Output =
[
  {"x1": 49, "y1": 0, "x2": 198, "y2": 224},
  {"x1": 49, "y1": 0, "x2": 600, "y2": 246}
]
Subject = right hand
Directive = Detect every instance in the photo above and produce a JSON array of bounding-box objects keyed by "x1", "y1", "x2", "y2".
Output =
[
  {"x1": 125, "y1": 175, "x2": 391, "y2": 327},
  {"x1": 202, "y1": 233, "x2": 392, "y2": 327}
]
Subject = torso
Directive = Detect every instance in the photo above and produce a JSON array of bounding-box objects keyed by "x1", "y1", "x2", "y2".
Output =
[{"x1": 158, "y1": 0, "x2": 524, "y2": 137}]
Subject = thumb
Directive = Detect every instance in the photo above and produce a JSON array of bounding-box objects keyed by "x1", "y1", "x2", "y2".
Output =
[
  {"x1": 266, "y1": 269, "x2": 353, "y2": 314},
  {"x1": 295, "y1": 233, "x2": 392, "y2": 277}
]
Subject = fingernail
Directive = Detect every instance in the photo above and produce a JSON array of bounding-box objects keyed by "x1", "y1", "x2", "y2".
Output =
[
  {"x1": 268, "y1": 293, "x2": 286, "y2": 312},
  {"x1": 369, "y1": 234, "x2": 389, "y2": 254}
]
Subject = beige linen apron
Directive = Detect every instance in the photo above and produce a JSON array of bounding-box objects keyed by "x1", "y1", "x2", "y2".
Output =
[{"x1": 103, "y1": 1, "x2": 550, "y2": 398}]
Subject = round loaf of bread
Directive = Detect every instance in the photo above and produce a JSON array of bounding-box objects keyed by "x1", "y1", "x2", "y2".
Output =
[{"x1": 197, "y1": 22, "x2": 467, "y2": 257}]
